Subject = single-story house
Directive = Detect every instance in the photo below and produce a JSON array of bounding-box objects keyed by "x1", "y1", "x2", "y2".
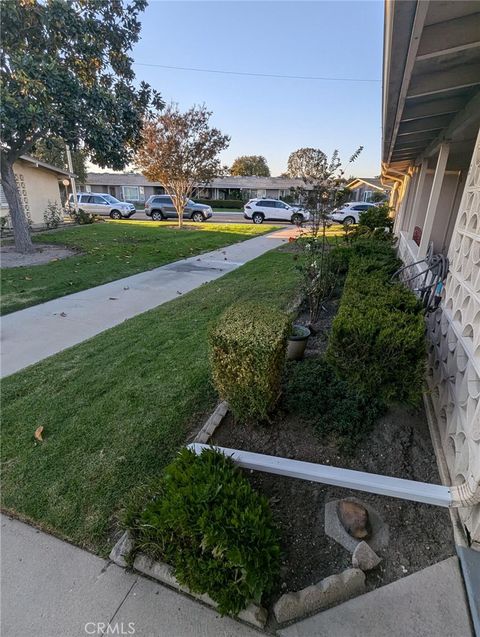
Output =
[
  {"x1": 382, "y1": 0, "x2": 480, "y2": 549},
  {"x1": 345, "y1": 177, "x2": 390, "y2": 202},
  {"x1": 1, "y1": 155, "x2": 73, "y2": 227},
  {"x1": 83, "y1": 173, "x2": 313, "y2": 204}
]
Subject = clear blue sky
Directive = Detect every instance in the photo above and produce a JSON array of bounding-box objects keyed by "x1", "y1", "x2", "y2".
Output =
[{"x1": 130, "y1": 0, "x2": 384, "y2": 177}]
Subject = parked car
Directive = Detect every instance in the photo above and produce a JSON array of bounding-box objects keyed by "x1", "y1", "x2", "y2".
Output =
[
  {"x1": 67, "y1": 193, "x2": 136, "y2": 219},
  {"x1": 144, "y1": 195, "x2": 213, "y2": 222},
  {"x1": 328, "y1": 201, "x2": 377, "y2": 225},
  {"x1": 243, "y1": 198, "x2": 310, "y2": 224}
]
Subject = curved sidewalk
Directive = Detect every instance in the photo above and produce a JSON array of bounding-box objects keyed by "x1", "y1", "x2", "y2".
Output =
[{"x1": 0, "y1": 227, "x2": 297, "y2": 378}]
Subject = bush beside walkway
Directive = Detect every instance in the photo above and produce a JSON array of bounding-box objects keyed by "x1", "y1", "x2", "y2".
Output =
[{"x1": 1, "y1": 249, "x2": 300, "y2": 555}]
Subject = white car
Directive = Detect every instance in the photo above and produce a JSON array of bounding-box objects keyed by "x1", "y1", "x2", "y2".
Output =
[
  {"x1": 329, "y1": 201, "x2": 377, "y2": 225},
  {"x1": 244, "y1": 198, "x2": 310, "y2": 224},
  {"x1": 68, "y1": 193, "x2": 136, "y2": 219}
]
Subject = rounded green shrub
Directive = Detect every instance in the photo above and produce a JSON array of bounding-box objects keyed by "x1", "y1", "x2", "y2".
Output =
[
  {"x1": 283, "y1": 358, "x2": 383, "y2": 450},
  {"x1": 210, "y1": 301, "x2": 290, "y2": 422},
  {"x1": 127, "y1": 448, "x2": 281, "y2": 616}
]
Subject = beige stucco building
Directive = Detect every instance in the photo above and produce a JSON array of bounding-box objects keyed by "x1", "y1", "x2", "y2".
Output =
[
  {"x1": 1, "y1": 155, "x2": 72, "y2": 227},
  {"x1": 382, "y1": 1, "x2": 480, "y2": 550}
]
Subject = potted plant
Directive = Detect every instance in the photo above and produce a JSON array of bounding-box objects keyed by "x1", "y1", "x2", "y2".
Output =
[{"x1": 287, "y1": 324, "x2": 311, "y2": 360}]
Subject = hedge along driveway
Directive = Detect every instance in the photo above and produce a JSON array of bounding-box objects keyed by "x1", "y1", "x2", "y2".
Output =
[
  {"x1": 1, "y1": 249, "x2": 300, "y2": 556},
  {"x1": 0, "y1": 221, "x2": 279, "y2": 314}
]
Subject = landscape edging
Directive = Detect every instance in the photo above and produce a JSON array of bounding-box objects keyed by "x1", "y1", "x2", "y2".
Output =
[{"x1": 109, "y1": 531, "x2": 267, "y2": 629}]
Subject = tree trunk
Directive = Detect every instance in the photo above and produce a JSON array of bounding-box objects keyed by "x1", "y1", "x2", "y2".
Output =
[
  {"x1": 177, "y1": 205, "x2": 184, "y2": 228},
  {"x1": 1, "y1": 153, "x2": 34, "y2": 253}
]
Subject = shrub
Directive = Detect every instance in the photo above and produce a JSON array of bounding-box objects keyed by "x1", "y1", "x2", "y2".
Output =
[
  {"x1": 69, "y1": 208, "x2": 97, "y2": 224},
  {"x1": 195, "y1": 198, "x2": 244, "y2": 210},
  {"x1": 358, "y1": 202, "x2": 393, "y2": 234},
  {"x1": 43, "y1": 200, "x2": 63, "y2": 229},
  {"x1": 210, "y1": 302, "x2": 290, "y2": 421},
  {"x1": 327, "y1": 243, "x2": 425, "y2": 405},
  {"x1": 295, "y1": 235, "x2": 340, "y2": 324},
  {"x1": 283, "y1": 358, "x2": 382, "y2": 450},
  {"x1": 0, "y1": 215, "x2": 10, "y2": 236},
  {"x1": 126, "y1": 448, "x2": 281, "y2": 616}
]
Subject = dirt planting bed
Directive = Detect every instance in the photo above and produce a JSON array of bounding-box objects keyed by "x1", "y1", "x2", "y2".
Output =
[{"x1": 211, "y1": 296, "x2": 455, "y2": 599}]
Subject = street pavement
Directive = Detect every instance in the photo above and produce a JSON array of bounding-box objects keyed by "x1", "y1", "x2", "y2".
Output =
[{"x1": 1, "y1": 226, "x2": 299, "y2": 377}]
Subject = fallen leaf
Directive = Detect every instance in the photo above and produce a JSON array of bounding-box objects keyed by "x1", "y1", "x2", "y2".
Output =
[
  {"x1": 109, "y1": 297, "x2": 118, "y2": 300},
  {"x1": 60, "y1": 312, "x2": 67, "y2": 317},
  {"x1": 34, "y1": 426, "x2": 44, "y2": 442},
  {"x1": 24, "y1": 276, "x2": 32, "y2": 281},
  {"x1": 176, "y1": 290, "x2": 183, "y2": 295},
  {"x1": 123, "y1": 286, "x2": 130, "y2": 290}
]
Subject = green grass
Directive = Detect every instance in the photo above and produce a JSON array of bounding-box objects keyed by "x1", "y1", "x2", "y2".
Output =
[
  {"x1": 1, "y1": 248, "x2": 300, "y2": 555},
  {"x1": 1, "y1": 220, "x2": 279, "y2": 314}
]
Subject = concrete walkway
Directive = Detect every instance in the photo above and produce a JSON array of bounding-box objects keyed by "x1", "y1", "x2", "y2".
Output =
[
  {"x1": 0, "y1": 227, "x2": 297, "y2": 378},
  {"x1": 279, "y1": 556, "x2": 473, "y2": 637},
  {"x1": 1, "y1": 515, "x2": 261, "y2": 637},
  {"x1": 2, "y1": 514, "x2": 474, "y2": 637}
]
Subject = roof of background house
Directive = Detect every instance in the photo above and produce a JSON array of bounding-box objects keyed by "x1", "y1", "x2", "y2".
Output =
[
  {"x1": 19, "y1": 155, "x2": 73, "y2": 178},
  {"x1": 85, "y1": 172, "x2": 312, "y2": 190},
  {"x1": 346, "y1": 177, "x2": 388, "y2": 191}
]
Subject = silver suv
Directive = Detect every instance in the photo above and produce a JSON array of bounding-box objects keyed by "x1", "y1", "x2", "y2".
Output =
[
  {"x1": 68, "y1": 193, "x2": 136, "y2": 219},
  {"x1": 145, "y1": 195, "x2": 213, "y2": 222}
]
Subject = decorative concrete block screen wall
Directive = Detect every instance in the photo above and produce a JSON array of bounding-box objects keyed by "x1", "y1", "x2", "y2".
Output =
[{"x1": 427, "y1": 130, "x2": 480, "y2": 547}]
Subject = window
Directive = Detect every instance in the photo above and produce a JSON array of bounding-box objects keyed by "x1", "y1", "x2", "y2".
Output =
[
  {"x1": 258, "y1": 200, "x2": 274, "y2": 207},
  {"x1": 121, "y1": 185, "x2": 144, "y2": 201},
  {"x1": 154, "y1": 196, "x2": 172, "y2": 204},
  {"x1": 363, "y1": 190, "x2": 374, "y2": 202},
  {"x1": 88, "y1": 195, "x2": 107, "y2": 204},
  {"x1": 352, "y1": 204, "x2": 370, "y2": 211},
  {"x1": 275, "y1": 201, "x2": 288, "y2": 209}
]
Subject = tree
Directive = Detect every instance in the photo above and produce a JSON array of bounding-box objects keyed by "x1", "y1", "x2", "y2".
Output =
[
  {"x1": 33, "y1": 138, "x2": 88, "y2": 185},
  {"x1": 1, "y1": 0, "x2": 161, "y2": 253},
  {"x1": 136, "y1": 104, "x2": 230, "y2": 228},
  {"x1": 287, "y1": 148, "x2": 328, "y2": 180},
  {"x1": 292, "y1": 147, "x2": 363, "y2": 325},
  {"x1": 230, "y1": 155, "x2": 270, "y2": 177}
]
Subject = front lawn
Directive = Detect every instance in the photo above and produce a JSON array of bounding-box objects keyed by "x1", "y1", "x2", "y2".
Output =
[
  {"x1": 1, "y1": 248, "x2": 300, "y2": 555},
  {"x1": 0, "y1": 220, "x2": 278, "y2": 314}
]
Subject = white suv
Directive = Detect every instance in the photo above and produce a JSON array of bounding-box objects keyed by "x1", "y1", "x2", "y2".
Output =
[
  {"x1": 329, "y1": 201, "x2": 377, "y2": 225},
  {"x1": 244, "y1": 199, "x2": 309, "y2": 224},
  {"x1": 68, "y1": 193, "x2": 136, "y2": 219}
]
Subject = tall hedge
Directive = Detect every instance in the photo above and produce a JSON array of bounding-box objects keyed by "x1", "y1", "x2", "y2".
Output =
[
  {"x1": 210, "y1": 302, "x2": 290, "y2": 421},
  {"x1": 195, "y1": 198, "x2": 244, "y2": 209},
  {"x1": 327, "y1": 240, "x2": 426, "y2": 405}
]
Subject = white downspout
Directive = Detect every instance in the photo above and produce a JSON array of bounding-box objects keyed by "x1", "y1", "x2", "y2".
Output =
[{"x1": 187, "y1": 443, "x2": 480, "y2": 509}]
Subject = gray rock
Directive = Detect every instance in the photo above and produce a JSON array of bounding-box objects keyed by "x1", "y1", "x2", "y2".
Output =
[
  {"x1": 352, "y1": 541, "x2": 382, "y2": 571},
  {"x1": 325, "y1": 498, "x2": 389, "y2": 553},
  {"x1": 273, "y1": 569, "x2": 366, "y2": 624}
]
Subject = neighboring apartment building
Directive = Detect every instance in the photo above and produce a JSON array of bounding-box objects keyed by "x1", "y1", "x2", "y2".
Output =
[
  {"x1": 382, "y1": 1, "x2": 480, "y2": 548},
  {"x1": 83, "y1": 173, "x2": 313, "y2": 203},
  {"x1": 1, "y1": 155, "x2": 72, "y2": 227}
]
